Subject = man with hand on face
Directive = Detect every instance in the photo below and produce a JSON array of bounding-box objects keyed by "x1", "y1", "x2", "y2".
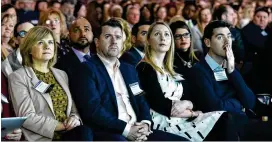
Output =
[
  {"x1": 120, "y1": 21, "x2": 150, "y2": 67},
  {"x1": 70, "y1": 18, "x2": 188, "y2": 141},
  {"x1": 189, "y1": 20, "x2": 255, "y2": 115},
  {"x1": 56, "y1": 17, "x2": 93, "y2": 81}
]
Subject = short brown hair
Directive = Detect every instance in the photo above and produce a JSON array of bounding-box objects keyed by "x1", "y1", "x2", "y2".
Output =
[{"x1": 20, "y1": 26, "x2": 58, "y2": 68}]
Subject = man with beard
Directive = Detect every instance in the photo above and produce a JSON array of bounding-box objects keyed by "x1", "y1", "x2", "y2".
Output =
[
  {"x1": 120, "y1": 21, "x2": 150, "y2": 67},
  {"x1": 56, "y1": 17, "x2": 93, "y2": 82}
]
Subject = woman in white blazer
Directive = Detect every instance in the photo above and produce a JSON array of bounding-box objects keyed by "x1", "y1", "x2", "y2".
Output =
[{"x1": 8, "y1": 26, "x2": 92, "y2": 141}]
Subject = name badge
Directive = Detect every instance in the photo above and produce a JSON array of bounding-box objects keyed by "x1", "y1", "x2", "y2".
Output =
[
  {"x1": 34, "y1": 81, "x2": 54, "y2": 94},
  {"x1": 129, "y1": 82, "x2": 143, "y2": 96},
  {"x1": 214, "y1": 70, "x2": 228, "y2": 81},
  {"x1": 261, "y1": 31, "x2": 268, "y2": 36}
]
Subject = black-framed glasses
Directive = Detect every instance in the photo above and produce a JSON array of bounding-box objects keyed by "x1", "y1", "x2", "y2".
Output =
[
  {"x1": 18, "y1": 30, "x2": 27, "y2": 38},
  {"x1": 174, "y1": 33, "x2": 191, "y2": 40}
]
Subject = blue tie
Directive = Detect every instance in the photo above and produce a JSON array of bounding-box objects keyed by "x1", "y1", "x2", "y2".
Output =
[{"x1": 83, "y1": 54, "x2": 91, "y2": 61}]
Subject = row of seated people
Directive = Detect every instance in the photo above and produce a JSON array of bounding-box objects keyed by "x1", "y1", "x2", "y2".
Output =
[{"x1": 2, "y1": 17, "x2": 272, "y2": 141}]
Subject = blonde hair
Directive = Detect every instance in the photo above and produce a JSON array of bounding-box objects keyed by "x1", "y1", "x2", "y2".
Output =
[
  {"x1": 20, "y1": 26, "x2": 58, "y2": 68},
  {"x1": 113, "y1": 17, "x2": 132, "y2": 55},
  {"x1": 144, "y1": 22, "x2": 176, "y2": 76},
  {"x1": 38, "y1": 8, "x2": 68, "y2": 39}
]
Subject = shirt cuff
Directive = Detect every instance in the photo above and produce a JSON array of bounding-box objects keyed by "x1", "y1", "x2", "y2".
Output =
[
  {"x1": 122, "y1": 123, "x2": 132, "y2": 137},
  {"x1": 141, "y1": 120, "x2": 153, "y2": 133}
]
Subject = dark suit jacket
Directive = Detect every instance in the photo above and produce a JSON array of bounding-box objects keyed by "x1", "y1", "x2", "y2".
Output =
[
  {"x1": 188, "y1": 59, "x2": 256, "y2": 114},
  {"x1": 70, "y1": 55, "x2": 151, "y2": 134},
  {"x1": 136, "y1": 62, "x2": 192, "y2": 117},
  {"x1": 120, "y1": 47, "x2": 143, "y2": 67}
]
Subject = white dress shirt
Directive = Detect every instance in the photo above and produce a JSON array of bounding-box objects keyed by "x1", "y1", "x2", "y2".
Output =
[
  {"x1": 97, "y1": 54, "x2": 137, "y2": 137},
  {"x1": 72, "y1": 47, "x2": 91, "y2": 63}
]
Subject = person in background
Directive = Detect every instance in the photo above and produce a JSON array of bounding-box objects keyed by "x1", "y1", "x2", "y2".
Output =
[
  {"x1": 1, "y1": 14, "x2": 15, "y2": 60},
  {"x1": 74, "y1": 1, "x2": 87, "y2": 18},
  {"x1": 182, "y1": 1, "x2": 197, "y2": 28},
  {"x1": 155, "y1": 6, "x2": 167, "y2": 22},
  {"x1": 16, "y1": 0, "x2": 39, "y2": 25},
  {"x1": 34, "y1": 0, "x2": 48, "y2": 13},
  {"x1": 39, "y1": 8, "x2": 70, "y2": 61},
  {"x1": 61, "y1": 0, "x2": 76, "y2": 28},
  {"x1": 213, "y1": 4, "x2": 245, "y2": 69},
  {"x1": 170, "y1": 20, "x2": 201, "y2": 79},
  {"x1": 48, "y1": 0, "x2": 61, "y2": 9},
  {"x1": 139, "y1": 5, "x2": 152, "y2": 23},
  {"x1": 70, "y1": 18, "x2": 188, "y2": 141},
  {"x1": 1, "y1": 4, "x2": 17, "y2": 24},
  {"x1": 2, "y1": 21, "x2": 34, "y2": 77},
  {"x1": 126, "y1": 5, "x2": 140, "y2": 29},
  {"x1": 8, "y1": 26, "x2": 93, "y2": 141},
  {"x1": 136, "y1": 21, "x2": 238, "y2": 141},
  {"x1": 120, "y1": 21, "x2": 151, "y2": 66},
  {"x1": 193, "y1": 7, "x2": 212, "y2": 54}
]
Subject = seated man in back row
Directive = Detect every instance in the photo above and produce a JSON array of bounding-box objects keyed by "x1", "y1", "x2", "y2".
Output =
[{"x1": 70, "y1": 18, "x2": 188, "y2": 141}]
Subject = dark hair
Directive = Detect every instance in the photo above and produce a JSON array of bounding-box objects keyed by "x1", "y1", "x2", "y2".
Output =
[
  {"x1": 49, "y1": 0, "x2": 60, "y2": 7},
  {"x1": 139, "y1": 4, "x2": 153, "y2": 23},
  {"x1": 132, "y1": 21, "x2": 151, "y2": 36},
  {"x1": 61, "y1": 0, "x2": 75, "y2": 5},
  {"x1": 212, "y1": 5, "x2": 228, "y2": 20},
  {"x1": 74, "y1": 1, "x2": 84, "y2": 18},
  {"x1": 182, "y1": 1, "x2": 197, "y2": 19},
  {"x1": 169, "y1": 20, "x2": 199, "y2": 62},
  {"x1": 14, "y1": 21, "x2": 33, "y2": 37},
  {"x1": 254, "y1": 6, "x2": 270, "y2": 16},
  {"x1": 95, "y1": 18, "x2": 123, "y2": 38},
  {"x1": 34, "y1": 0, "x2": 47, "y2": 11},
  {"x1": 1, "y1": 4, "x2": 15, "y2": 13},
  {"x1": 203, "y1": 20, "x2": 231, "y2": 40}
]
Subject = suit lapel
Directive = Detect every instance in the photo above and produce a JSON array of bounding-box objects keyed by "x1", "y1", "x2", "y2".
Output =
[
  {"x1": 50, "y1": 68, "x2": 72, "y2": 116},
  {"x1": 25, "y1": 67, "x2": 56, "y2": 117},
  {"x1": 92, "y1": 56, "x2": 118, "y2": 109},
  {"x1": 131, "y1": 47, "x2": 143, "y2": 62}
]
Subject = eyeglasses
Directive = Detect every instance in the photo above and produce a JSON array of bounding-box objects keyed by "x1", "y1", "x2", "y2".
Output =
[
  {"x1": 174, "y1": 33, "x2": 191, "y2": 40},
  {"x1": 18, "y1": 30, "x2": 27, "y2": 38},
  {"x1": 45, "y1": 19, "x2": 60, "y2": 25}
]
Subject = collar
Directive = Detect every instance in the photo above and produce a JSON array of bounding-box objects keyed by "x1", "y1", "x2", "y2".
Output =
[
  {"x1": 16, "y1": 49, "x2": 22, "y2": 64},
  {"x1": 134, "y1": 47, "x2": 145, "y2": 58},
  {"x1": 205, "y1": 54, "x2": 227, "y2": 71},
  {"x1": 72, "y1": 47, "x2": 90, "y2": 62},
  {"x1": 97, "y1": 53, "x2": 120, "y2": 69}
]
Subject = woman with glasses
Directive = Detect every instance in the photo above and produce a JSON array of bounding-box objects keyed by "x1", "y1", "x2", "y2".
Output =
[
  {"x1": 39, "y1": 8, "x2": 70, "y2": 61},
  {"x1": 8, "y1": 26, "x2": 92, "y2": 141},
  {"x1": 136, "y1": 21, "x2": 238, "y2": 141},
  {"x1": 169, "y1": 20, "x2": 201, "y2": 79}
]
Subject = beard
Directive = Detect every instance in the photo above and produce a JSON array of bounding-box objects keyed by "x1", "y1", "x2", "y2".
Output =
[{"x1": 71, "y1": 41, "x2": 90, "y2": 50}]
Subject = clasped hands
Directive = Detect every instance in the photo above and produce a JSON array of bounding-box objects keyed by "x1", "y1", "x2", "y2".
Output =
[
  {"x1": 171, "y1": 100, "x2": 202, "y2": 118},
  {"x1": 127, "y1": 122, "x2": 152, "y2": 141},
  {"x1": 55, "y1": 116, "x2": 81, "y2": 131}
]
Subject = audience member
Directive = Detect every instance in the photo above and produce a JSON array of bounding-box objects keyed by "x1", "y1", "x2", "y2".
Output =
[
  {"x1": 155, "y1": 6, "x2": 167, "y2": 22},
  {"x1": 1, "y1": 4, "x2": 17, "y2": 24},
  {"x1": 74, "y1": 1, "x2": 87, "y2": 18},
  {"x1": 193, "y1": 8, "x2": 212, "y2": 54},
  {"x1": 136, "y1": 21, "x2": 238, "y2": 141},
  {"x1": 56, "y1": 17, "x2": 93, "y2": 82},
  {"x1": 16, "y1": 0, "x2": 39, "y2": 25},
  {"x1": 2, "y1": 21, "x2": 34, "y2": 77},
  {"x1": 39, "y1": 8, "x2": 70, "y2": 60},
  {"x1": 61, "y1": 0, "x2": 76, "y2": 28},
  {"x1": 120, "y1": 21, "x2": 151, "y2": 66},
  {"x1": 170, "y1": 21, "x2": 201, "y2": 79},
  {"x1": 8, "y1": 26, "x2": 93, "y2": 141},
  {"x1": 1, "y1": 14, "x2": 15, "y2": 60},
  {"x1": 70, "y1": 18, "x2": 188, "y2": 141},
  {"x1": 48, "y1": 0, "x2": 61, "y2": 9},
  {"x1": 182, "y1": 1, "x2": 197, "y2": 28},
  {"x1": 126, "y1": 6, "x2": 140, "y2": 29},
  {"x1": 34, "y1": 0, "x2": 48, "y2": 13},
  {"x1": 139, "y1": 5, "x2": 152, "y2": 23},
  {"x1": 213, "y1": 4, "x2": 245, "y2": 67}
]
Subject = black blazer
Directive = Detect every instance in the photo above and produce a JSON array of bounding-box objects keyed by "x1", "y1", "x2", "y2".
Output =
[
  {"x1": 70, "y1": 55, "x2": 151, "y2": 134},
  {"x1": 136, "y1": 62, "x2": 192, "y2": 117}
]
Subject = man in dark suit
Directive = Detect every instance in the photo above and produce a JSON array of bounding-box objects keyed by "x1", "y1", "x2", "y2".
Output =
[
  {"x1": 120, "y1": 21, "x2": 150, "y2": 67},
  {"x1": 70, "y1": 18, "x2": 187, "y2": 141},
  {"x1": 55, "y1": 17, "x2": 93, "y2": 81}
]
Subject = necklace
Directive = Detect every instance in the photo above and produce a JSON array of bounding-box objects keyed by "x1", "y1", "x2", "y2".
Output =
[{"x1": 176, "y1": 53, "x2": 192, "y2": 68}]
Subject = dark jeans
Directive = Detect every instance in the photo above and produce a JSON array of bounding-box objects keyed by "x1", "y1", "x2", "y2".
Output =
[
  {"x1": 204, "y1": 112, "x2": 239, "y2": 141},
  {"x1": 94, "y1": 129, "x2": 188, "y2": 141},
  {"x1": 60, "y1": 125, "x2": 93, "y2": 141}
]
